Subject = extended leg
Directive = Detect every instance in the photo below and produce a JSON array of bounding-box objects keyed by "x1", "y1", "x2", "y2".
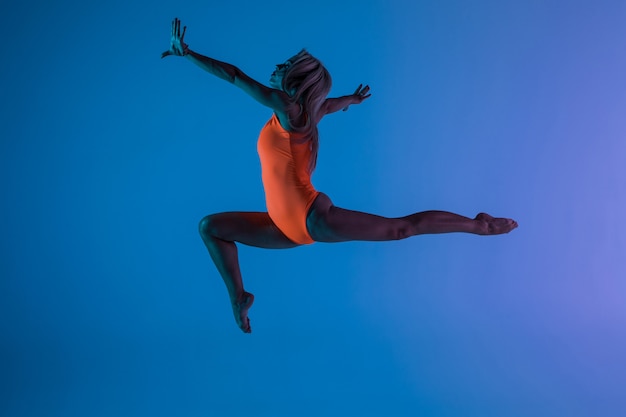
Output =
[
  {"x1": 199, "y1": 212, "x2": 299, "y2": 332},
  {"x1": 306, "y1": 193, "x2": 517, "y2": 243}
]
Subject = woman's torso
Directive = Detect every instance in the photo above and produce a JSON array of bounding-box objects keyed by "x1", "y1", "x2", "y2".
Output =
[{"x1": 256, "y1": 110, "x2": 319, "y2": 244}]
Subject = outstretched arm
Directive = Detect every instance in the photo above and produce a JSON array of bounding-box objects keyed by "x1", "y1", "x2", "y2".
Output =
[
  {"x1": 162, "y1": 18, "x2": 289, "y2": 112},
  {"x1": 184, "y1": 51, "x2": 237, "y2": 83},
  {"x1": 323, "y1": 84, "x2": 371, "y2": 114}
]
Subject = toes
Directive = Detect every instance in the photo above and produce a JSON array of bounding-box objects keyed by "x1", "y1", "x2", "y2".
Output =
[
  {"x1": 505, "y1": 218, "x2": 518, "y2": 230},
  {"x1": 237, "y1": 314, "x2": 251, "y2": 333},
  {"x1": 477, "y1": 214, "x2": 517, "y2": 234}
]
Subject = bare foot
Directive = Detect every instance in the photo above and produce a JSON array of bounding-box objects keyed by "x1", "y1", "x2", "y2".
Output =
[
  {"x1": 232, "y1": 292, "x2": 254, "y2": 333},
  {"x1": 475, "y1": 213, "x2": 518, "y2": 235}
]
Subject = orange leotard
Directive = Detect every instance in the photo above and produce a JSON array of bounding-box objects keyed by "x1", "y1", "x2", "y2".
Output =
[{"x1": 257, "y1": 113, "x2": 320, "y2": 245}]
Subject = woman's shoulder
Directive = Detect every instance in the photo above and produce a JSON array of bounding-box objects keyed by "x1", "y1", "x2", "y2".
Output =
[
  {"x1": 273, "y1": 111, "x2": 292, "y2": 132},
  {"x1": 275, "y1": 102, "x2": 310, "y2": 133}
]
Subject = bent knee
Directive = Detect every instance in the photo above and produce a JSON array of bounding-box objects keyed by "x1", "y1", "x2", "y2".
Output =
[{"x1": 198, "y1": 215, "x2": 216, "y2": 238}]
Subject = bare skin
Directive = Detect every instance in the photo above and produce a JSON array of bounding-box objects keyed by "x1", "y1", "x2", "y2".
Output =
[
  {"x1": 198, "y1": 198, "x2": 517, "y2": 333},
  {"x1": 198, "y1": 212, "x2": 298, "y2": 333},
  {"x1": 166, "y1": 18, "x2": 518, "y2": 333},
  {"x1": 233, "y1": 292, "x2": 254, "y2": 334},
  {"x1": 475, "y1": 212, "x2": 518, "y2": 235}
]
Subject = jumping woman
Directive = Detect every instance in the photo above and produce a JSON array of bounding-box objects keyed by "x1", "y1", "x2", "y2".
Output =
[{"x1": 162, "y1": 18, "x2": 518, "y2": 333}]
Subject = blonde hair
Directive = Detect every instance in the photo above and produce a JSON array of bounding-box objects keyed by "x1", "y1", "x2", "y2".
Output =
[{"x1": 281, "y1": 49, "x2": 332, "y2": 173}]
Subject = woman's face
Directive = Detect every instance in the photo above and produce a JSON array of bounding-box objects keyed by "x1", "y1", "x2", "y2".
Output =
[{"x1": 269, "y1": 60, "x2": 292, "y2": 90}]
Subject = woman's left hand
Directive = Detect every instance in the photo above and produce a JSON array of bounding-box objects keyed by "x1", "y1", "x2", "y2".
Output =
[
  {"x1": 161, "y1": 18, "x2": 189, "y2": 58},
  {"x1": 343, "y1": 84, "x2": 371, "y2": 111},
  {"x1": 352, "y1": 84, "x2": 371, "y2": 103}
]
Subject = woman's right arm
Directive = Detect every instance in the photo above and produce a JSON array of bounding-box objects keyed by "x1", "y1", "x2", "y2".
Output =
[
  {"x1": 185, "y1": 50, "x2": 238, "y2": 83},
  {"x1": 185, "y1": 50, "x2": 289, "y2": 111},
  {"x1": 162, "y1": 18, "x2": 288, "y2": 112}
]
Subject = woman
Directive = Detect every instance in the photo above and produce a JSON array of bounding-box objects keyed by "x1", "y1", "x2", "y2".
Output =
[{"x1": 162, "y1": 18, "x2": 518, "y2": 333}]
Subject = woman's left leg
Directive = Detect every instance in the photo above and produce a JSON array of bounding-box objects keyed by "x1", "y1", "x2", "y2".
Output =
[{"x1": 306, "y1": 193, "x2": 517, "y2": 243}]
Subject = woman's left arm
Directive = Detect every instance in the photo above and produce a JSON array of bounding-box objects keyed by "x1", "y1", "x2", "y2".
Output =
[{"x1": 322, "y1": 84, "x2": 371, "y2": 114}]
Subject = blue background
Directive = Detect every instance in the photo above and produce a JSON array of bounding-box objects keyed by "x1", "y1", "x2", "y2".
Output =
[{"x1": 2, "y1": 1, "x2": 625, "y2": 416}]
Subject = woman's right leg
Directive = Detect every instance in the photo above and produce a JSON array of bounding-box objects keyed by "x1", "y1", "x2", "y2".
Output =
[{"x1": 198, "y1": 211, "x2": 299, "y2": 333}]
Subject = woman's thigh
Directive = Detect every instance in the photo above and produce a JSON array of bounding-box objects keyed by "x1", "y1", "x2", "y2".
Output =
[
  {"x1": 200, "y1": 212, "x2": 300, "y2": 249},
  {"x1": 306, "y1": 193, "x2": 412, "y2": 243}
]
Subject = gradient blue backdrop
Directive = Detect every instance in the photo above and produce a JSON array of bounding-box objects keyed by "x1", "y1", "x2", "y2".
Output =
[{"x1": 2, "y1": 1, "x2": 625, "y2": 416}]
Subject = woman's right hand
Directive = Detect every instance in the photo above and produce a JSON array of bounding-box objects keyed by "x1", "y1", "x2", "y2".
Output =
[{"x1": 161, "y1": 18, "x2": 189, "y2": 58}]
